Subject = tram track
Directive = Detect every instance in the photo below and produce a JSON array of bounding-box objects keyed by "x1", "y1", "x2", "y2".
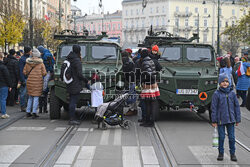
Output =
[
  {"x1": 196, "y1": 112, "x2": 250, "y2": 153},
  {"x1": 37, "y1": 125, "x2": 78, "y2": 167},
  {"x1": 0, "y1": 113, "x2": 26, "y2": 131}
]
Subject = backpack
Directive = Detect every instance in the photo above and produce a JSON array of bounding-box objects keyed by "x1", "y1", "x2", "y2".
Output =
[
  {"x1": 246, "y1": 67, "x2": 250, "y2": 76},
  {"x1": 60, "y1": 60, "x2": 73, "y2": 84}
]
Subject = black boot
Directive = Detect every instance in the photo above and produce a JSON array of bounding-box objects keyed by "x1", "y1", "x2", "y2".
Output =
[
  {"x1": 143, "y1": 121, "x2": 154, "y2": 127},
  {"x1": 32, "y1": 113, "x2": 39, "y2": 119},
  {"x1": 217, "y1": 153, "x2": 224, "y2": 161},
  {"x1": 39, "y1": 107, "x2": 42, "y2": 113},
  {"x1": 230, "y1": 154, "x2": 237, "y2": 161}
]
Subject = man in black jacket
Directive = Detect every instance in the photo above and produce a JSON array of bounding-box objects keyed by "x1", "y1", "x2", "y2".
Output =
[
  {"x1": 4, "y1": 49, "x2": 19, "y2": 106},
  {"x1": 66, "y1": 45, "x2": 88, "y2": 125},
  {"x1": 0, "y1": 52, "x2": 12, "y2": 118}
]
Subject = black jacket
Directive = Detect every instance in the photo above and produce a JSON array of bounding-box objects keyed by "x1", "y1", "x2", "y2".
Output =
[
  {"x1": 0, "y1": 61, "x2": 11, "y2": 88},
  {"x1": 66, "y1": 52, "x2": 88, "y2": 95},
  {"x1": 4, "y1": 54, "x2": 19, "y2": 87},
  {"x1": 141, "y1": 56, "x2": 156, "y2": 85},
  {"x1": 122, "y1": 57, "x2": 135, "y2": 83}
]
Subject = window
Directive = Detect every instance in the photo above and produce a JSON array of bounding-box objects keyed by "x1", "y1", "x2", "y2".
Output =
[
  {"x1": 136, "y1": 20, "x2": 138, "y2": 28},
  {"x1": 232, "y1": 9, "x2": 235, "y2": 15},
  {"x1": 195, "y1": 8, "x2": 198, "y2": 13},
  {"x1": 151, "y1": 18, "x2": 154, "y2": 26},
  {"x1": 113, "y1": 24, "x2": 116, "y2": 31},
  {"x1": 142, "y1": 8, "x2": 144, "y2": 15},
  {"x1": 219, "y1": 20, "x2": 222, "y2": 27},
  {"x1": 162, "y1": 6, "x2": 165, "y2": 13},
  {"x1": 136, "y1": 9, "x2": 139, "y2": 15},
  {"x1": 156, "y1": 18, "x2": 159, "y2": 26},
  {"x1": 156, "y1": 7, "x2": 159, "y2": 13},
  {"x1": 195, "y1": 19, "x2": 198, "y2": 27},
  {"x1": 204, "y1": 19, "x2": 207, "y2": 27},
  {"x1": 185, "y1": 19, "x2": 188, "y2": 27},
  {"x1": 125, "y1": 10, "x2": 128, "y2": 16},
  {"x1": 203, "y1": 34, "x2": 207, "y2": 43},
  {"x1": 185, "y1": 7, "x2": 189, "y2": 14},
  {"x1": 131, "y1": 20, "x2": 134, "y2": 28},
  {"x1": 108, "y1": 24, "x2": 111, "y2": 31},
  {"x1": 131, "y1": 9, "x2": 133, "y2": 16},
  {"x1": 126, "y1": 21, "x2": 128, "y2": 29},
  {"x1": 118, "y1": 23, "x2": 120, "y2": 30},
  {"x1": 176, "y1": 6, "x2": 179, "y2": 12},
  {"x1": 159, "y1": 47, "x2": 181, "y2": 60},
  {"x1": 185, "y1": 33, "x2": 189, "y2": 38},
  {"x1": 98, "y1": 24, "x2": 101, "y2": 31},
  {"x1": 162, "y1": 18, "x2": 165, "y2": 26},
  {"x1": 60, "y1": 45, "x2": 86, "y2": 58},
  {"x1": 142, "y1": 19, "x2": 145, "y2": 28},
  {"x1": 204, "y1": 8, "x2": 207, "y2": 14},
  {"x1": 150, "y1": 7, "x2": 153, "y2": 14},
  {"x1": 219, "y1": 9, "x2": 222, "y2": 15},
  {"x1": 92, "y1": 46, "x2": 116, "y2": 59},
  {"x1": 175, "y1": 19, "x2": 179, "y2": 27},
  {"x1": 187, "y1": 47, "x2": 211, "y2": 61}
]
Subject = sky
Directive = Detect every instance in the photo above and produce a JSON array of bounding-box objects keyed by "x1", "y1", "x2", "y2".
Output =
[{"x1": 71, "y1": 0, "x2": 123, "y2": 15}]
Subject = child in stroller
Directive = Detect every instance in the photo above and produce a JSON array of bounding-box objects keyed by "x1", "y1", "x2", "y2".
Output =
[{"x1": 95, "y1": 93, "x2": 132, "y2": 129}]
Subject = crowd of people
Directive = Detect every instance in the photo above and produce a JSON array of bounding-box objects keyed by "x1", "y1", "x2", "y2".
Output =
[{"x1": 0, "y1": 46, "x2": 54, "y2": 119}]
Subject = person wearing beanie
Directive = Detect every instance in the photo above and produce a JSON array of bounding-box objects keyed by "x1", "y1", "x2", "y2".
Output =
[
  {"x1": 4, "y1": 49, "x2": 19, "y2": 106},
  {"x1": 211, "y1": 73, "x2": 241, "y2": 162},
  {"x1": 66, "y1": 45, "x2": 88, "y2": 125},
  {"x1": 37, "y1": 45, "x2": 54, "y2": 114},
  {"x1": 23, "y1": 48, "x2": 47, "y2": 119},
  {"x1": 18, "y1": 46, "x2": 32, "y2": 112},
  {"x1": 139, "y1": 49, "x2": 160, "y2": 127},
  {"x1": 151, "y1": 45, "x2": 161, "y2": 60}
]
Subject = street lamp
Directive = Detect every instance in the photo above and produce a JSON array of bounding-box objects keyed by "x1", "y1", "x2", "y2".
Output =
[{"x1": 30, "y1": 0, "x2": 33, "y2": 48}]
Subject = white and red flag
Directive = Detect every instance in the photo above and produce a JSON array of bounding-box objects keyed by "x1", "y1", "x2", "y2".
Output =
[{"x1": 237, "y1": 61, "x2": 245, "y2": 76}]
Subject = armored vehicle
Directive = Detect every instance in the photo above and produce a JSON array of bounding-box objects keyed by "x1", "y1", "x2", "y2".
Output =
[
  {"x1": 138, "y1": 28, "x2": 218, "y2": 120},
  {"x1": 49, "y1": 30, "x2": 122, "y2": 119}
]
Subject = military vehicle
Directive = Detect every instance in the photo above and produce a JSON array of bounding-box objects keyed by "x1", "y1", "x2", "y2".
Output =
[
  {"x1": 49, "y1": 30, "x2": 122, "y2": 119},
  {"x1": 138, "y1": 27, "x2": 218, "y2": 120}
]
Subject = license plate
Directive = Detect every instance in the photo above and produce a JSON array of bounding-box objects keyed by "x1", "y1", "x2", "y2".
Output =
[
  {"x1": 176, "y1": 89, "x2": 198, "y2": 95},
  {"x1": 80, "y1": 88, "x2": 91, "y2": 94}
]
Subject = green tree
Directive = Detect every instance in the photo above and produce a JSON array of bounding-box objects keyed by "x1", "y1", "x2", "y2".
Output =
[{"x1": 0, "y1": 12, "x2": 25, "y2": 50}]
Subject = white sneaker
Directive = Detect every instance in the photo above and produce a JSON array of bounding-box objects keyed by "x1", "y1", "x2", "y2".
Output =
[{"x1": 1, "y1": 114, "x2": 10, "y2": 119}]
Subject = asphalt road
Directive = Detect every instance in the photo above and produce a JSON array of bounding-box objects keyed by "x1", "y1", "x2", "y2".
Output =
[{"x1": 0, "y1": 105, "x2": 249, "y2": 167}]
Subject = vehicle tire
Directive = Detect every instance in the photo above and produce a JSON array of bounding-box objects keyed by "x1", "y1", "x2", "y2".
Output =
[
  {"x1": 50, "y1": 88, "x2": 61, "y2": 119},
  {"x1": 197, "y1": 106, "x2": 206, "y2": 114}
]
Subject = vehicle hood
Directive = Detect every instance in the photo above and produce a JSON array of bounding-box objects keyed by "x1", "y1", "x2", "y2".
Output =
[{"x1": 162, "y1": 66, "x2": 217, "y2": 77}]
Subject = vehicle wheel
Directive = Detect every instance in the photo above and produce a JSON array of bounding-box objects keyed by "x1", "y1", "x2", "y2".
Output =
[
  {"x1": 50, "y1": 88, "x2": 62, "y2": 119},
  {"x1": 197, "y1": 107, "x2": 206, "y2": 114}
]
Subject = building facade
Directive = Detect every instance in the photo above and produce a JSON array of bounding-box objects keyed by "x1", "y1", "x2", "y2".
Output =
[
  {"x1": 74, "y1": 10, "x2": 123, "y2": 43},
  {"x1": 122, "y1": 0, "x2": 246, "y2": 49},
  {"x1": 46, "y1": 0, "x2": 71, "y2": 29}
]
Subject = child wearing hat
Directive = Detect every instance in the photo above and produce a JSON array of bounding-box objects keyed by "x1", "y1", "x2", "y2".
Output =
[
  {"x1": 151, "y1": 45, "x2": 161, "y2": 60},
  {"x1": 211, "y1": 73, "x2": 241, "y2": 162}
]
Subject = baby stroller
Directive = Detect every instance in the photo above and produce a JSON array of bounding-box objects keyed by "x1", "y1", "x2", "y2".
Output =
[{"x1": 95, "y1": 93, "x2": 132, "y2": 130}]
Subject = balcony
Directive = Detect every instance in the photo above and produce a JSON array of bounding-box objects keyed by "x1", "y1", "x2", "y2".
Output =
[
  {"x1": 174, "y1": 12, "x2": 192, "y2": 17},
  {"x1": 175, "y1": 26, "x2": 193, "y2": 32}
]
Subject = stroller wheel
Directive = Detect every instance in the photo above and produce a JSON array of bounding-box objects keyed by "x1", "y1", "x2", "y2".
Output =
[{"x1": 121, "y1": 120, "x2": 131, "y2": 130}]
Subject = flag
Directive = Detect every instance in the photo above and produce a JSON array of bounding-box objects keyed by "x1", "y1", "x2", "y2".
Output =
[{"x1": 237, "y1": 61, "x2": 245, "y2": 77}]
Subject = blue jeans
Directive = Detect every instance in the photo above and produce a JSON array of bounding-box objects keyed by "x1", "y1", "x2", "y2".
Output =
[
  {"x1": 69, "y1": 94, "x2": 79, "y2": 120},
  {"x1": 218, "y1": 123, "x2": 235, "y2": 155},
  {"x1": 0, "y1": 87, "x2": 8, "y2": 115},
  {"x1": 20, "y1": 84, "x2": 27, "y2": 108},
  {"x1": 26, "y1": 96, "x2": 39, "y2": 113}
]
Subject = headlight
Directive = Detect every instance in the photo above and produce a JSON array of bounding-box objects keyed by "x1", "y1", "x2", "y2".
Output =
[
  {"x1": 164, "y1": 80, "x2": 169, "y2": 84},
  {"x1": 205, "y1": 80, "x2": 217, "y2": 85},
  {"x1": 116, "y1": 81, "x2": 124, "y2": 87}
]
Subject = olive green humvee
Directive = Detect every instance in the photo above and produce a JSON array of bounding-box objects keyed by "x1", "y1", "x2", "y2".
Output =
[
  {"x1": 138, "y1": 28, "x2": 218, "y2": 120},
  {"x1": 49, "y1": 30, "x2": 122, "y2": 119}
]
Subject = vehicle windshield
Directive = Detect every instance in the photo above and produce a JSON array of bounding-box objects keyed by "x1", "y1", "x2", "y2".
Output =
[
  {"x1": 60, "y1": 45, "x2": 86, "y2": 58},
  {"x1": 92, "y1": 46, "x2": 117, "y2": 59},
  {"x1": 187, "y1": 47, "x2": 212, "y2": 62},
  {"x1": 159, "y1": 47, "x2": 181, "y2": 61}
]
